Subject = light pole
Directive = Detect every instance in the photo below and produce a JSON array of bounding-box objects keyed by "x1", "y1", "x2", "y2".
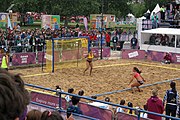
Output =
[{"x1": 100, "y1": 0, "x2": 104, "y2": 59}]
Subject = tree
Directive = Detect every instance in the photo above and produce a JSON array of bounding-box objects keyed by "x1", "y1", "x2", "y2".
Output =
[
  {"x1": 0, "y1": 0, "x2": 13, "y2": 12},
  {"x1": 144, "y1": 0, "x2": 171, "y2": 12},
  {"x1": 101, "y1": 0, "x2": 130, "y2": 17},
  {"x1": 130, "y1": 3, "x2": 146, "y2": 17}
]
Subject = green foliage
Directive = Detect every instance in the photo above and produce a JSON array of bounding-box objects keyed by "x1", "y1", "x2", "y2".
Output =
[
  {"x1": 0, "y1": 0, "x2": 172, "y2": 19},
  {"x1": 130, "y1": 3, "x2": 146, "y2": 17},
  {"x1": 103, "y1": 0, "x2": 131, "y2": 17},
  {"x1": 144, "y1": 0, "x2": 171, "y2": 12}
]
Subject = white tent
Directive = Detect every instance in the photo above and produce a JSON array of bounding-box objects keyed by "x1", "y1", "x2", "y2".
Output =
[
  {"x1": 141, "y1": 28, "x2": 180, "y2": 53},
  {"x1": 150, "y1": 4, "x2": 161, "y2": 16},
  {"x1": 139, "y1": 16, "x2": 146, "y2": 19},
  {"x1": 127, "y1": 13, "x2": 135, "y2": 17},
  {"x1": 146, "y1": 10, "x2": 150, "y2": 14}
]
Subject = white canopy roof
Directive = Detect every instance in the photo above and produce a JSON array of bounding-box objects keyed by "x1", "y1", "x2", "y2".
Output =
[
  {"x1": 146, "y1": 10, "x2": 150, "y2": 13},
  {"x1": 150, "y1": 4, "x2": 160, "y2": 16},
  {"x1": 141, "y1": 28, "x2": 180, "y2": 36},
  {"x1": 127, "y1": 13, "x2": 135, "y2": 17},
  {"x1": 139, "y1": 16, "x2": 146, "y2": 19}
]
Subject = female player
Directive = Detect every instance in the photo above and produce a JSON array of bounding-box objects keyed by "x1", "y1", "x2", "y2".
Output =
[
  {"x1": 129, "y1": 67, "x2": 146, "y2": 93},
  {"x1": 83, "y1": 50, "x2": 94, "y2": 76}
]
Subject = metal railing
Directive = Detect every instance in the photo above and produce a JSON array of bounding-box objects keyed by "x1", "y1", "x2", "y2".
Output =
[
  {"x1": 25, "y1": 83, "x2": 180, "y2": 120},
  {"x1": 30, "y1": 101, "x2": 98, "y2": 120}
]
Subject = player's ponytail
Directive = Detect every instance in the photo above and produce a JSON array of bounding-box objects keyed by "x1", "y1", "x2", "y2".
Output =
[
  {"x1": 170, "y1": 81, "x2": 177, "y2": 94},
  {"x1": 133, "y1": 67, "x2": 141, "y2": 74}
]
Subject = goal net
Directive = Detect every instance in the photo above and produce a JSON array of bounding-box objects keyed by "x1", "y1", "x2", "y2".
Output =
[{"x1": 45, "y1": 38, "x2": 87, "y2": 72}]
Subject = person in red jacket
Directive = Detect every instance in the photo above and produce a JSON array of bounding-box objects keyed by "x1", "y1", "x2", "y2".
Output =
[
  {"x1": 105, "y1": 32, "x2": 111, "y2": 47},
  {"x1": 146, "y1": 89, "x2": 164, "y2": 120},
  {"x1": 162, "y1": 52, "x2": 172, "y2": 64}
]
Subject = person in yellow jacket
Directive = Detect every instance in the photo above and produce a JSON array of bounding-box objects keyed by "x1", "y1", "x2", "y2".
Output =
[
  {"x1": 83, "y1": 50, "x2": 94, "y2": 76},
  {"x1": 1, "y1": 53, "x2": 8, "y2": 71}
]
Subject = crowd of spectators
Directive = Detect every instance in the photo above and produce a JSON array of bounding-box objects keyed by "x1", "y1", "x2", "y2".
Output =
[
  {"x1": 143, "y1": 2, "x2": 179, "y2": 29},
  {"x1": 0, "y1": 27, "x2": 137, "y2": 54},
  {"x1": 146, "y1": 34, "x2": 180, "y2": 48},
  {"x1": 54, "y1": 82, "x2": 179, "y2": 120}
]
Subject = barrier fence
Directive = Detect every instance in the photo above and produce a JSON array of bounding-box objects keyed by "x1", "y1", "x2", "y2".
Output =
[
  {"x1": 0, "y1": 49, "x2": 180, "y2": 68},
  {"x1": 122, "y1": 49, "x2": 180, "y2": 64},
  {"x1": 25, "y1": 83, "x2": 180, "y2": 120}
]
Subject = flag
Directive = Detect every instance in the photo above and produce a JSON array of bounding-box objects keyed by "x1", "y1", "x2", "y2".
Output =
[
  {"x1": 7, "y1": 15, "x2": 12, "y2": 30},
  {"x1": 83, "y1": 17, "x2": 88, "y2": 31}
]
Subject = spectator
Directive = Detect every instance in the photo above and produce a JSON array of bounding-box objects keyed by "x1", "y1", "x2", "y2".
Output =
[
  {"x1": 140, "y1": 105, "x2": 148, "y2": 118},
  {"x1": 78, "y1": 90, "x2": 84, "y2": 96},
  {"x1": 55, "y1": 85, "x2": 62, "y2": 96},
  {"x1": 170, "y1": 35, "x2": 175, "y2": 47},
  {"x1": 41, "y1": 111, "x2": 63, "y2": 120},
  {"x1": 119, "y1": 30, "x2": 127, "y2": 50},
  {"x1": 65, "y1": 88, "x2": 74, "y2": 108},
  {"x1": 149, "y1": 34, "x2": 156, "y2": 45},
  {"x1": 65, "y1": 88, "x2": 74, "y2": 102},
  {"x1": 105, "y1": 31, "x2": 111, "y2": 47},
  {"x1": 152, "y1": 12, "x2": 159, "y2": 29},
  {"x1": 26, "y1": 110, "x2": 42, "y2": 120},
  {"x1": 78, "y1": 90, "x2": 86, "y2": 102},
  {"x1": 146, "y1": 89, "x2": 164, "y2": 120},
  {"x1": 0, "y1": 68, "x2": 30, "y2": 120},
  {"x1": 66, "y1": 112, "x2": 74, "y2": 120},
  {"x1": 164, "y1": 34, "x2": 170, "y2": 46},
  {"x1": 163, "y1": 81, "x2": 179, "y2": 120},
  {"x1": 67, "y1": 96, "x2": 83, "y2": 114},
  {"x1": 130, "y1": 33, "x2": 138, "y2": 49},
  {"x1": 174, "y1": 10, "x2": 180, "y2": 26},
  {"x1": 112, "y1": 34, "x2": 118, "y2": 51},
  {"x1": 162, "y1": 52, "x2": 172, "y2": 64},
  {"x1": 104, "y1": 97, "x2": 113, "y2": 111},
  {"x1": 160, "y1": 5, "x2": 166, "y2": 20},
  {"x1": 127, "y1": 102, "x2": 135, "y2": 115},
  {"x1": 116, "y1": 99, "x2": 126, "y2": 113}
]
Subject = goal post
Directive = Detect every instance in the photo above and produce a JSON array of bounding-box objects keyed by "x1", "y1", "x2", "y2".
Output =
[{"x1": 45, "y1": 38, "x2": 88, "y2": 73}]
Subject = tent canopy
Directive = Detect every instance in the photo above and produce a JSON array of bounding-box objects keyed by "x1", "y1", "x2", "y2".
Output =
[
  {"x1": 150, "y1": 4, "x2": 160, "y2": 16},
  {"x1": 141, "y1": 28, "x2": 180, "y2": 36},
  {"x1": 146, "y1": 10, "x2": 150, "y2": 13},
  {"x1": 127, "y1": 13, "x2": 135, "y2": 17},
  {"x1": 139, "y1": 16, "x2": 146, "y2": 19}
]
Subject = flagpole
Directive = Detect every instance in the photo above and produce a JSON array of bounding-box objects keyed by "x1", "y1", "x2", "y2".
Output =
[{"x1": 100, "y1": 0, "x2": 104, "y2": 59}]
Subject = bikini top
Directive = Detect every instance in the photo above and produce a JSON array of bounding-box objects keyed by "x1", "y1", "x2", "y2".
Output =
[
  {"x1": 87, "y1": 53, "x2": 94, "y2": 59},
  {"x1": 134, "y1": 72, "x2": 140, "y2": 78}
]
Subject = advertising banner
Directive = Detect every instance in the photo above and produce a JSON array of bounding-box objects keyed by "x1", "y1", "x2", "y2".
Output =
[
  {"x1": 12, "y1": 53, "x2": 36, "y2": 66},
  {"x1": 42, "y1": 15, "x2": 60, "y2": 30},
  {"x1": 0, "y1": 13, "x2": 8, "y2": 28},
  {"x1": 147, "y1": 51, "x2": 168, "y2": 62},
  {"x1": 122, "y1": 49, "x2": 146, "y2": 60},
  {"x1": 41, "y1": 15, "x2": 51, "y2": 29}
]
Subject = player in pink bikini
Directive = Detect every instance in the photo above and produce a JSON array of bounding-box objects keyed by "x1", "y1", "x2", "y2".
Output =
[{"x1": 129, "y1": 67, "x2": 146, "y2": 93}]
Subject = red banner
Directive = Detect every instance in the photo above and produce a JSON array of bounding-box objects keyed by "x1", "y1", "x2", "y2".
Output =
[
  {"x1": 115, "y1": 112, "x2": 151, "y2": 120},
  {"x1": 12, "y1": 52, "x2": 36, "y2": 66}
]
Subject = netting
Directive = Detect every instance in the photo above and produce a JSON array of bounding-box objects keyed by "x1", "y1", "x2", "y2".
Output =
[{"x1": 45, "y1": 38, "x2": 87, "y2": 72}]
